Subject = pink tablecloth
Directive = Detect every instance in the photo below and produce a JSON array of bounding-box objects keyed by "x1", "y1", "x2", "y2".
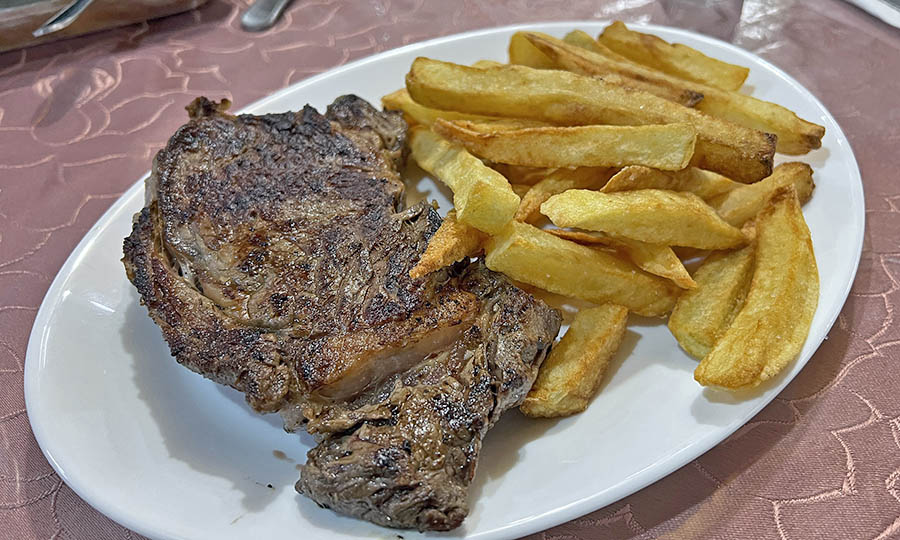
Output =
[{"x1": 2, "y1": 1, "x2": 899, "y2": 538}]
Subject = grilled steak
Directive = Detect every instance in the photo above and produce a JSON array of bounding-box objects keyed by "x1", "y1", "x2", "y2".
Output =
[{"x1": 122, "y1": 95, "x2": 561, "y2": 531}]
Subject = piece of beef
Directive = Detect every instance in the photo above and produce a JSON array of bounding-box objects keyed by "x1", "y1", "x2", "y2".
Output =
[{"x1": 122, "y1": 95, "x2": 561, "y2": 531}]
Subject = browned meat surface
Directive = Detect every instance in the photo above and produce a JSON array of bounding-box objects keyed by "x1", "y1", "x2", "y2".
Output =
[{"x1": 122, "y1": 95, "x2": 561, "y2": 531}]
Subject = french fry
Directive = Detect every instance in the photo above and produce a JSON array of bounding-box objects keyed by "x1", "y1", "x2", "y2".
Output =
[
  {"x1": 515, "y1": 31, "x2": 703, "y2": 106},
  {"x1": 597, "y1": 21, "x2": 749, "y2": 91},
  {"x1": 433, "y1": 119, "x2": 697, "y2": 170},
  {"x1": 409, "y1": 211, "x2": 488, "y2": 279},
  {"x1": 516, "y1": 168, "x2": 613, "y2": 223},
  {"x1": 485, "y1": 221, "x2": 680, "y2": 316},
  {"x1": 692, "y1": 90, "x2": 824, "y2": 156},
  {"x1": 472, "y1": 59, "x2": 505, "y2": 69},
  {"x1": 562, "y1": 29, "x2": 633, "y2": 63},
  {"x1": 490, "y1": 163, "x2": 555, "y2": 185},
  {"x1": 382, "y1": 89, "x2": 500, "y2": 126},
  {"x1": 710, "y1": 162, "x2": 815, "y2": 227},
  {"x1": 524, "y1": 32, "x2": 705, "y2": 107},
  {"x1": 524, "y1": 32, "x2": 824, "y2": 155},
  {"x1": 521, "y1": 304, "x2": 629, "y2": 417},
  {"x1": 667, "y1": 245, "x2": 755, "y2": 359},
  {"x1": 602, "y1": 165, "x2": 740, "y2": 201},
  {"x1": 541, "y1": 189, "x2": 747, "y2": 249},
  {"x1": 382, "y1": 89, "x2": 549, "y2": 129},
  {"x1": 508, "y1": 31, "x2": 558, "y2": 69},
  {"x1": 694, "y1": 186, "x2": 819, "y2": 388},
  {"x1": 405, "y1": 58, "x2": 775, "y2": 183},
  {"x1": 408, "y1": 127, "x2": 520, "y2": 234},
  {"x1": 549, "y1": 229, "x2": 696, "y2": 289}
]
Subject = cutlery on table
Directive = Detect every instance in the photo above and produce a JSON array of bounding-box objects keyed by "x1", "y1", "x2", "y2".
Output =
[
  {"x1": 241, "y1": 0, "x2": 293, "y2": 32},
  {"x1": 32, "y1": 0, "x2": 96, "y2": 38}
]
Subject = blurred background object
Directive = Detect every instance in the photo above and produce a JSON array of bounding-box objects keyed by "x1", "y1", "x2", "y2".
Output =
[
  {"x1": 844, "y1": 0, "x2": 900, "y2": 28},
  {"x1": 240, "y1": 0, "x2": 292, "y2": 31},
  {"x1": 0, "y1": 0, "x2": 209, "y2": 52}
]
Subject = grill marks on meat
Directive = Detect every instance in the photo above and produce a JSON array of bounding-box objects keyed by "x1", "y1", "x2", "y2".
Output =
[{"x1": 122, "y1": 95, "x2": 561, "y2": 530}]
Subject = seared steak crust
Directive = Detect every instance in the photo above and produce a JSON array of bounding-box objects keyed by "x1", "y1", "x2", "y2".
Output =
[
  {"x1": 298, "y1": 265, "x2": 561, "y2": 530},
  {"x1": 122, "y1": 96, "x2": 561, "y2": 531}
]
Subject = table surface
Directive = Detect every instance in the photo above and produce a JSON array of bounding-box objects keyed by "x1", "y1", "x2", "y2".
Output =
[{"x1": 2, "y1": 1, "x2": 899, "y2": 539}]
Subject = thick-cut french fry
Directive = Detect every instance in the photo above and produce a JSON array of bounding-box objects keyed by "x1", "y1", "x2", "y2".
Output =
[
  {"x1": 409, "y1": 127, "x2": 520, "y2": 234},
  {"x1": 524, "y1": 32, "x2": 825, "y2": 155},
  {"x1": 667, "y1": 245, "x2": 755, "y2": 359},
  {"x1": 563, "y1": 29, "x2": 633, "y2": 63},
  {"x1": 382, "y1": 89, "x2": 549, "y2": 129},
  {"x1": 490, "y1": 163, "x2": 555, "y2": 185},
  {"x1": 695, "y1": 186, "x2": 819, "y2": 388},
  {"x1": 710, "y1": 162, "x2": 814, "y2": 227},
  {"x1": 597, "y1": 21, "x2": 749, "y2": 91},
  {"x1": 542, "y1": 189, "x2": 747, "y2": 249},
  {"x1": 405, "y1": 58, "x2": 775, "y2": 183},
  {"x1": 516, "y1": 168, "x2": 613, "y2": 223},
  {"x1": 692, "y1": 91, "x2": 824, "y2": 156},
  {"x1": 409, "y1": 211, "x2": 487, "y2": 279},
  {"x1": 485, "y1": 221, "x2": 680, "y2": 316},
  {"x1": 382, "y1": 89, "x2": 499, "y2": 126},
  {"x1": 549, "y1": 229, "x2": 696, "y2": 289},
  {"x1": 514, "y1": 31, "x2": 702, "y2": 107},
  {"x1": 433, "y1": 119, "x2": 697, "y2": 170},
  {"x1": 525, "y1": 32, "x2": 705, "y2": 107},
  {"x1": 602, "y1": 165, "x2": 740, "y2": 201},
  {"x1": 472, "y1": 59, "x2": 504, "y2": 69},
  {"x1": 508, "y1": 31, "x2": 558, "y2": 69},
  {"x1": 521, "y1": 304, "x2": 629, "y2": 417}
]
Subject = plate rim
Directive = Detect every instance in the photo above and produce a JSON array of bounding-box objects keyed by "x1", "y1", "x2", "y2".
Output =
[{"x1": 24, "y1": 20, "x2": 866, "y2": 540}]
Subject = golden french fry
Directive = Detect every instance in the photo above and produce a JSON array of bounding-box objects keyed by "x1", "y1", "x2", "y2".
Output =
[
  {"x1": 695, "y1": 186, "x2": 819, "y2": 388},
  {"x1": 508, "y1": 31, "x2": 558, "y2": 69},
  {"x1": 602, "y1": 165, "x2": 740, "y2": 201},
  {"x1": 667, "y1": 245, "x2": 755, "y2": 359},
  {"x1": 382, "y1": 89, "x2": 544, "y2": 128},
  {"x1": 692, "y1": 91, "x2": 824, "y2": 156},
  {"x1": 409, "y1": 211, "x2": 488, "y2": 279},
  {"x1": 516, "y1": 168, "x2": 613, "y2": 224},
  {"x1": 433, "y1": 119, "x2": 697, "y2": 170},
  {"x1": 710, "y1": 162, "x2": 815, "y2": 227},
  {"x1": 563, "y1": 29, "x2": 633, "y2": 63},
  {"x1": 521, "y1": 304, "x2": 629, "y2": 417},
  {"x1": 405, "y1": 58, "x2": 775, "y2": 183},
  {"x1": 408, "y1": 127, "x2": 520, "y2": 234},
  {"x1": 549, "y1": 229, "x2": 696, "y2": 289},
  {"x1": 485, "y1": 221, "x2": 680, "y2": 316},
  {"x1": 521, "y1": 31, "x2": 703, "y2": 107},
  {"x1": 472, "y1": 59, "x2": 504, "y2": 69},
  {"x1": 524, "y1": 32, "x2": 704, "y2": 107},
  {"x1": 541, "y1": 189, "x2": 747, "y2": 249},
  {"x1": 597, "y1": 21, "x2": 749, "y2": 91},
  {"x1": 490, "y1": 163, "x2": 555, "y2": 185},
  {"x1": 525, "y1": 32, "x2": 824, "y2": 155}
]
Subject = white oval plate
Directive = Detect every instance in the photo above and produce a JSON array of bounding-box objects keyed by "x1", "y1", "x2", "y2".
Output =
[{"x1": 25, "y1": 21, "x2": 864, "y2": 540}]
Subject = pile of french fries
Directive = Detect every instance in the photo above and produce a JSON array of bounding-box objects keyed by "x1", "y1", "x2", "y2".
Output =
[{"x1": 385, "y1": 22, "x2": 822, "y2": 418}]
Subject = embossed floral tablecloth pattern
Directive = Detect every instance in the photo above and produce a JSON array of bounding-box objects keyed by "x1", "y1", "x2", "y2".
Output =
[{"x1": 1, "y1": 1, "x2": 899, "y2": 538}]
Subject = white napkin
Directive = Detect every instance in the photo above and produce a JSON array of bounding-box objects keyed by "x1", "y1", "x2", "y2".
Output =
[{"x1": 845, "y1": 0, "x2": 900, "y2": 28}]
